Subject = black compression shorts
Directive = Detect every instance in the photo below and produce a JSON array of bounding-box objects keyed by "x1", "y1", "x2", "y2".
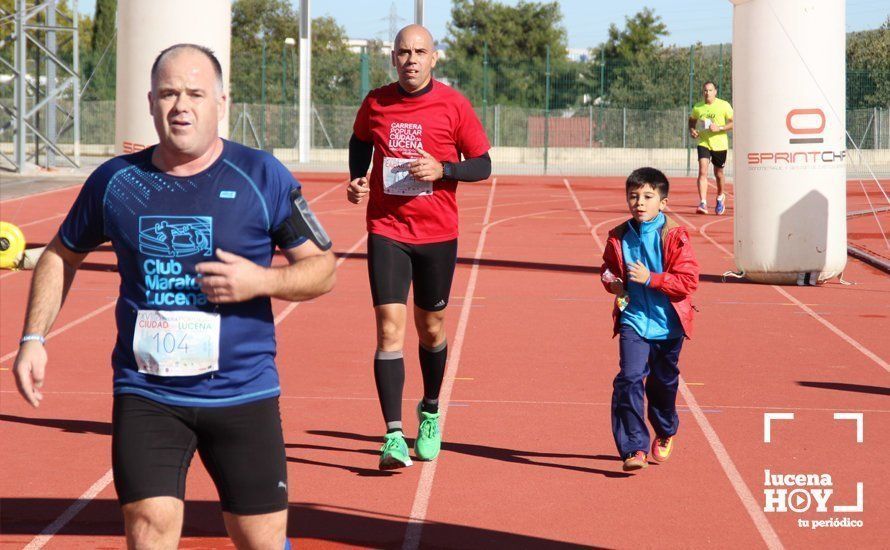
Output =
[
  {"x1": 367, "y1": 233, "x2": 458, "y2": 311},
  {"x1": 697, "y1": 146, "x2": 727, "y2": 168},
  {"x1": 112, "y1": 394, "x2": 288, "y2": 515}
]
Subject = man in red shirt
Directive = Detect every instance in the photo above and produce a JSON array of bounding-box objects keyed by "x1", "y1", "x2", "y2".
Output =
[{"x1": 347, "y1": 24, "x2": 491, "y2": 470}]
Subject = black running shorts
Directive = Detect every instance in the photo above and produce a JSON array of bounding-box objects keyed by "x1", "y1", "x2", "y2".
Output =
[
  {"x1": 367, "y1": 233, "x2": 458, "y2": 311},
  {"x1": 112, "y1": 394, "x2": 289, "y2": 515},
  {"x1": 697, "y1": 145, "x2": 727, "y2": 168}
]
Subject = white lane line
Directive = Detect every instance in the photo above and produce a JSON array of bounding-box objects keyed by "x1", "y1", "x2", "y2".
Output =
[
  {"x1": 13, "y1": 212, "x2": 66, "y2": 229},
  {"x1": 273, "y1": 233, "x2": 368, "y2": 326},
  {"x1": 772, "y1": 286, "x2": 889, "y2": 373},
  {"x1": 665, "y1": 206, "x2": 698, "y2": 231},
  {"x1": 678, "y1": 381, "x2": 783, "y2": 550},
  {"x1": 16, "y1": 181, "x2": 356, "y2": 549},
  {"x1": 23, "y1": 469, "x2": 115, "y2": 550},
  {"x1": 0, "y1": 182, "x2": 83, "y2": 205},
  {"x1": 402, "y1": 178, "x2": 498, "y2": 550},
  {"x1": 564, "y1": 177, "x2": 784, "y2": 550},
  {"x1": 1, "y1": 301, "x2": 117, "y2": 363},
  {"x1": 403, "y1": 196, "x2": 581, "y2": 547},
  {"x1": 700, "y1": 218, "x2": 888, "y2": 373}
]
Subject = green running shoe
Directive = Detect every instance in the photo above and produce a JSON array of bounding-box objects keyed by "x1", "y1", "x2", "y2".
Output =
[
  {"x1": 379, "y1": 431, "x2": 412, "y2": 470},
  {"x1": 415, "y1": 402, "x2": 442, "y2": 461}
]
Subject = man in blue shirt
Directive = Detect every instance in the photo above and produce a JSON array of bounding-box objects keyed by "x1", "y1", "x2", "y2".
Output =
[{"x1": 12, "y1": 44, "x2": 335, "y2": 548}]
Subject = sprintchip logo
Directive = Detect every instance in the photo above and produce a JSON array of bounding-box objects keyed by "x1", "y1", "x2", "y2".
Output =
[
  {"x1": 786, "y1": 108, "x2": 825, "y2": 144},
  {"x1": 747, "y1": 107, "x2": 844, "y2": 166}
]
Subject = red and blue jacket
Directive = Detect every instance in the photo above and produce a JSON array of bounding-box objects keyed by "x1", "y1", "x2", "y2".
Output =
[{"x1": 601, "y1": 215, "x2": 700, "y2": 338}]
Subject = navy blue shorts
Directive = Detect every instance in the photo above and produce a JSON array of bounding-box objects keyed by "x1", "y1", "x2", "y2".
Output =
[{"x1": 112, "y1": 394, "x2": 288, "y2": 515}]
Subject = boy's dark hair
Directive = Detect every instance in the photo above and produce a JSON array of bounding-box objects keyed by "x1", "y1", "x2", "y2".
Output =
[{"x1": 626, "y1": 167, "x2": 669, "y2": 198}]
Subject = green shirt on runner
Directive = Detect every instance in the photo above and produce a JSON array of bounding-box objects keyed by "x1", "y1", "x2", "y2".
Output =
[{"x1": 691, "y1": 98, "x2": 733, "y2": 151}]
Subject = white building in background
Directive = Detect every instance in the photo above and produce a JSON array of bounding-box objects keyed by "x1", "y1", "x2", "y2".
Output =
[
  {"x1": 567, "y1": 48, "x2": 591, "y2": 62},
  {"x1": 346, "y1": 38, "x2": 393, "y2": 54},
  {"x1": 346, "y1": 38, "x2": 447, "y2": 59}
]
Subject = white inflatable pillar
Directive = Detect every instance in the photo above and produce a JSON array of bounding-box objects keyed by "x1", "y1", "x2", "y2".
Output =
[
  {"x1": 115, "y1": 0, "x2": 231, "y2": 154},
  {"x1": 730, "y1": 0, "x2": 846, "y2": 284}
]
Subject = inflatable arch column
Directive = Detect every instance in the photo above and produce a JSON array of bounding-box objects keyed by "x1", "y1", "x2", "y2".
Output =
[
  {"x1": 115, "y1": 0, "x2": 232, "y2": 154},
  {"x1": 730, "y1": 0, "x2": 846, "y2": 284}
]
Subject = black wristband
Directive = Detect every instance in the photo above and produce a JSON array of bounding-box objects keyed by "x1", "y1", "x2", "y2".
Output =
[{"x1": 442, "y1": 162, "x2": 455, "y2": 180}]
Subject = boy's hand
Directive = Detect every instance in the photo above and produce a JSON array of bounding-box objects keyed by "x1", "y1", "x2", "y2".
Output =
[{"x1": 627, "y1": 260, "x2": 650, "y2": 285}]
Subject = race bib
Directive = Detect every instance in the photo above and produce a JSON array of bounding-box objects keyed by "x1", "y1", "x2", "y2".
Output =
[
  {"x1": 133, "y1": 310, "x2": 220, "y2": 377},
  {"x1": 699, "y1": 118, "x2": 714, "y2": 131},
  {"x1": 382, "y1": 156, "x2": 433, "y2": 196}
]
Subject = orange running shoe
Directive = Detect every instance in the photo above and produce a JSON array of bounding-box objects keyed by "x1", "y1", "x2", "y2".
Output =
[
  {"x1": 651, "y1": 435, "x2": 675, "y2": 463},
  {"x1": 622, "y1": 450, "x2": 648, "y2": 471}
]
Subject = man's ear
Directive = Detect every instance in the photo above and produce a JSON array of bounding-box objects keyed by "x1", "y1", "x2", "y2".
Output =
[
  {"x1": 147, "y1": 91, "x2": 153, "y2": 115},
  {"x1": 390, "y1": 50, "x2": 396, "y2": 68},
  {"x1": 217, "y1": 93, "x2": 227, "y2": 122}
]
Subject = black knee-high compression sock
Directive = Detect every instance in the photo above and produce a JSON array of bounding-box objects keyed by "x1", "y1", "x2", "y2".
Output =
[
  {"x1": 374, "y1": 350, "x2": 405, "y2": 432},
  {"x1": 419, "y1": 341, "x2": 447, "y2": 414}
]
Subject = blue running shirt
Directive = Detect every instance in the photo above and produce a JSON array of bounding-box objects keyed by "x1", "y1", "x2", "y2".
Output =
[{"x1": 59, "y1": 139, "x2": 325, "y2": 407}]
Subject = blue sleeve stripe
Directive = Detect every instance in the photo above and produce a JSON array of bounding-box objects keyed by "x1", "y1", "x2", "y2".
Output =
[
  {"x1": 223, "y1": 159, "x2": 271, "y2": 230},
  {"x1": 114, "y1": 385, "x2": 281, "y2": 406}
]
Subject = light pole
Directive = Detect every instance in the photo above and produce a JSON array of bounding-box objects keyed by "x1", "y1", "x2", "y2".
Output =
[
  {"x1": 284, "y1": 37, "x2": 296, "y2": 148},
  {"x1": 258, "y1": 28, "x2": 267, "y2": 150},
  {"x1": 298, "y1": 0, "x2": 311, "y2": 163}
]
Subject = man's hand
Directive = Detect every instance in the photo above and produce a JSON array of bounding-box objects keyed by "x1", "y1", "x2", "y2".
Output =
[
  {"x1": 347, "y1": 177, "x2": 370, "y2": 204},
  {"x1": 627, "y1": 260, "x2": 651, "y2": 285},
  {"x1": 409, "y1": 147, "x2": 444, "y2": 182},
  {"x1": 708, "y1": 122, "x2": 721, "y2": 132},
  {"x1": 689, "y1": 128, "x2": 699, "y2": 139},
  {"x1": 13, "y1": 341, "x2": 47, "y2": 407},
  {"x1": 196, "y1": 249, "x2": 266, "y2": 303}
]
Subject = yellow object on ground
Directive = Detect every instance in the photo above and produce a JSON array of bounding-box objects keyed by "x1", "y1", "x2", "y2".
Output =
[{"x1": 0, "y1": 222, "x2": 26, "y2": 270}]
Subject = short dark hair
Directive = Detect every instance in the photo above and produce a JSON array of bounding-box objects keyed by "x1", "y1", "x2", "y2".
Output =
[
  {"x1": 626, "y1": 167, "x2": 669, "y2": 198},
  {"x1": 150, "y1": 43, "x2": 223, "y2": 92},
  {"x1": 703, "y1": 80, "x2": 717, "y2": 90}
]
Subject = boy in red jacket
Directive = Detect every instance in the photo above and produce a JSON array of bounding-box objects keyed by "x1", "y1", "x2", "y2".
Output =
[{"x1": 601, "y1": 167, "x2": 700, "y2": 472}]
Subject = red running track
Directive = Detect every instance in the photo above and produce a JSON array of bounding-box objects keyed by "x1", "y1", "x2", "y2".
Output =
[{"x1": 1, "y1": 174, "x2": 888, "y2": 549}]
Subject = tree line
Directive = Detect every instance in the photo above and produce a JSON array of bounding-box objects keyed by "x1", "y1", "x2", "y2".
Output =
[{"x1": 2, "y1": 0, "x2": 887, "y2": 109}]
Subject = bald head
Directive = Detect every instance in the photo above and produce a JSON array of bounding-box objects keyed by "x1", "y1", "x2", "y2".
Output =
[
  {"x1": 391, "y1": 24, "x2": 438, "y2": 93},
  {"x1": 394, "y1": 24, "x2": 435, "y2": 49}
]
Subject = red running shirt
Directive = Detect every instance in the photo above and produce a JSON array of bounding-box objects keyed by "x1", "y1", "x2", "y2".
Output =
[{"x1": 353, "y1": 80, "x2": 490, "y2": 244}]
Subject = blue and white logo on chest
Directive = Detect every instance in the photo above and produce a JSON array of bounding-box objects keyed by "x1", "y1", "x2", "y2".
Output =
[{"x1": 138, "y1": 216, "x2": 213, "y2": 258}]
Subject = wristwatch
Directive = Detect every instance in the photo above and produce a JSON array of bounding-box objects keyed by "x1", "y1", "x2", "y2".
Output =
[{"x1": 442, "y1": 162, "x2": 455, "y2": 180}]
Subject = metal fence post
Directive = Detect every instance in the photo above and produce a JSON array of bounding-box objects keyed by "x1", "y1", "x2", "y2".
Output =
[
  {"x1": 483, "y1": 41, "x2": 489, "y2": 133},
  {"x1": 494, "y1": 103, "x2": 500, "y2": 147},
  {"x1": 623, "y1": 107, "x2": 627, "y2": 148},
  {"x1": 686, "y1": 45, "x2": 695, "y2": 176},
  {"x1": 360, "y1": 49, "x2": 370, "y2": 100},
  {"x1": 544, "y1": 45, "x2": 550, "y2": 174},
  {"x1": 260, "y1": 39, "x2": 267, "y2": 150},
  {"x1": 599, "y1": 49, "x2": 605, "y2": 146}
]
